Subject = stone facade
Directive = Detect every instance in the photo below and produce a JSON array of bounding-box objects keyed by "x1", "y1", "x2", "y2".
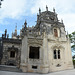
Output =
[
  {"x1": 0, "y1": 6, "x2": 73, "y2": 74},
  {"x1": 20, "y1": 6, "x2": 73, "y2": 73},
  {"x1": 0, "y1": 38, "x2": 3, "y2": 64},
  {"x1": 1, "y1": 29, "x2": 21, "y2": 68},
  {"x1": 1, "y1": 38, "x2": 21, "y2": 67}
]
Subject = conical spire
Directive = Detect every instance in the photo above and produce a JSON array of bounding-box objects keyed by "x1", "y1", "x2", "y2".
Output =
[
  {"x1": 53, "y1": 7, "x2": 55, "y2": 13},
  {"x1": 15, "y1": 23, "x2": 17, "y2": 30},
  {"x1": 15, "y1": 23, "x2": 17, "y2": 33},
  {"x1": 61, "y1": 19, "x2": 63, "y2": 24},
  {"x1": 0, "y1": 2, "x2": 2, "y2": 8},
  {"x1": 5, "y1": 29, "x2": 7, "y2": 38},
  {"x1": 24, "y1": 20, "x2": 27, "y2": 28},
  {"x1": 39, "y1": 8, "x2": 41, "y2": 14}
]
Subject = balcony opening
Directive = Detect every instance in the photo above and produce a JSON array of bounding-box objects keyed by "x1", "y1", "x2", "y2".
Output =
[{"x1": 29, "y1": 46, "x2": 40, "y2": 59}]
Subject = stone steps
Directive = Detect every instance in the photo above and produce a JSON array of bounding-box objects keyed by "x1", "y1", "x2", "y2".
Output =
[{"x1": 0, "y1": 65, "x2": 22, "y2": 72}]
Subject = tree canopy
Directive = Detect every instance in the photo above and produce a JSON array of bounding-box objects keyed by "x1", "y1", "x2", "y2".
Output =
[{"x1": 69, "y1": 31, "x2": 75, "y2": 52}]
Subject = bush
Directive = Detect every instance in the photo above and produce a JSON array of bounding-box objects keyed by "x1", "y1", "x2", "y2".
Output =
[{"x1": 73, "y1": 60, "x2": 75, "y2": 68}]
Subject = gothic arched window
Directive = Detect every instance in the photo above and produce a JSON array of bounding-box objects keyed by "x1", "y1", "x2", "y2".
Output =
[
  {"x1": 54, "y1": 50, "x2": 57, "y2": 59},
  {"x1": 58, "y1": 50, "x2": 60, "y2": 59},
  {"x1": 54, "y1": 29, "x2": 58, "y2": 37},
  {"x1": 53, "y1": 49, "x2": 60, "y2": 59}
]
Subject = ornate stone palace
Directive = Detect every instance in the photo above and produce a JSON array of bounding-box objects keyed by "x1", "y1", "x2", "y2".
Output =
[{"x1": 0, "y1": 6, "x2": 73, "y2": 73}]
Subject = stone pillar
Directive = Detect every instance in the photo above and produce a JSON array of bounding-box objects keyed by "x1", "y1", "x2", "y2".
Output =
[
  {"x1": 20, "y1": 36, "x2": 28, "y2": 72},
  {"x1": 41, "y1": 33, "x2": 49, "y2": 73},
  {"x1": 67, "y1": 38, "x2": 73, "y2": 69}
]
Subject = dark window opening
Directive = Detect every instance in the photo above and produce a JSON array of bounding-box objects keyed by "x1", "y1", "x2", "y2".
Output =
[
  {"x1": 9, "y1": 63, "x2": 15, "y2": 66},
  {"x1": 58, "y1": 50, "x2": 60, "y2": 59},
  {"x1": 54, "y1": 50, "x2": 57, "y2": 59},
  {"x1": 53, "y1": 49, "x2": 61, "y2": 59},
  {"x1": 10, "y1": 51, "x2": 15, "y2": 58},
  {"x1": 32, "y1": 66, "x2": 37, "y2": 69},
  {"x1": 29, "y1": 46, "x2": 39, "y2": 59},
  {"x1": 54, "y1": 29, "x2": 58, "y2": 37}
]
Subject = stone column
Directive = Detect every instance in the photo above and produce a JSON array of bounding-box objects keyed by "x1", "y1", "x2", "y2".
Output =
[{"x1": 20, "y1": 36, "x2": 28, "y2": 72}]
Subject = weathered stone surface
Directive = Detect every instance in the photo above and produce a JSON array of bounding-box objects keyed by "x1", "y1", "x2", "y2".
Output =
[
  {"x1": 20, "y1": 7, "x2": 73, "y2": 73},
  {"x1": 1, "y1": 6, "x2": 73, "y2": 74},
  {"x1": 1, "y1": 38, "x2": 21, "y2": 68}
]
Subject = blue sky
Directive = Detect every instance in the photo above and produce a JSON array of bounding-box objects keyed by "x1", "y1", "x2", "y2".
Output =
[{"x1": 0, "y1": 0, "x2": 75, "y2": 37}]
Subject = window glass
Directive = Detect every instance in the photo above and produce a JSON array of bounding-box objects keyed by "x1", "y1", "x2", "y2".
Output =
[
  {"x1": 58, "y1": 50, "x2": 60, "y2": 59},
  {"x1": 10, "y1": 51, "x2": 15, "y2": 58},
  {"x1": 54, "y1": 50, "x2": 57, "y2": 59}
]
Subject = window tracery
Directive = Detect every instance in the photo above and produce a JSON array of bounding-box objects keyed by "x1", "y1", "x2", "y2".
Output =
[{"x1": 53, "y1": 49, "x2": 60, "y2": 59}]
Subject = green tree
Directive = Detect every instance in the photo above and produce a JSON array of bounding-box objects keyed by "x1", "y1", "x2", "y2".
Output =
[
  {"x1": 69, "y1": 31, "x2": 75, "y2": 53},
  {"x1": 69, "y1": 31, "x2": 75, "y2": 68}
]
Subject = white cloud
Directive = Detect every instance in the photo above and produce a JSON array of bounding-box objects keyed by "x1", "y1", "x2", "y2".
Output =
[
  {"x1": 0, "y1": 0, "x2": 27, "y2": 19},
  {"x1": 58, "y1": 13, "x2": 75, "y2": 33},
  {"x1": 0, "y1": 0, "x2": 75, "y2": 33},
  {"x1": 30, "y1": 0, "x2": 75, "y2": 33},
  {"x1": 30, "y1": 0, "x2": 75, "y2": 14},
  {"x1": 0, "y1": 31, "x2": 3, "y2": 34}
]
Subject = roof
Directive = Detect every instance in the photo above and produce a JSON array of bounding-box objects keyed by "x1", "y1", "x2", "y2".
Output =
[{"x1": 2, "y1": 38, "x2": 22, "y2": 44}]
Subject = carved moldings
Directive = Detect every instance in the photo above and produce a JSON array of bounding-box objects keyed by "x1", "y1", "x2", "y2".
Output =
[
  {"x1": 51, "y1": 43, "x2": 65, "y2": 50},
  {"x1": 28, "y1": 38, "x2": 43, "y2": 46}
]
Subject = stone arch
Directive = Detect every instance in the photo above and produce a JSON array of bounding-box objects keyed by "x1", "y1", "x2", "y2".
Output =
[
  {"x1": 51, "y1": 45, "x2": 65, "y2": 59},
  {"x1": 53, "y1": 27, "x2": 60, "y2": 37},
  {"x1": 54, "y1": 29, "x2": 58, "y2": 37},
  {"x1": 51, "y1": 45, "x2": 65, "y2": 50}
]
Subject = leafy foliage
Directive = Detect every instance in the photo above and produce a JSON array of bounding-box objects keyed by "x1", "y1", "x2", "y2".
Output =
[
  {"x1": 73, "y1": 60, "x2": 75, "y2": 68},
  {"x1": 69, "y1": 31, "x2": 75, "y2": 52}
]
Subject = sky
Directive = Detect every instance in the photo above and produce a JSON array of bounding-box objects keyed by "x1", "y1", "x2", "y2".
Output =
[{"x1": 0, "y1": 0, "x2": 75, "y2": 37}]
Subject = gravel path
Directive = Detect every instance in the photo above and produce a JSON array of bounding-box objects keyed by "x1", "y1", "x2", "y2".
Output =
[{"x1": 0, "y1": 69, "x2": 75, "y2": 75}]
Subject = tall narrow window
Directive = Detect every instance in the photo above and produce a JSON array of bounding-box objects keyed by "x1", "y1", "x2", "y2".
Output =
[
  {"x1": 53, "y1": 49, "x2": 61, "y2": 59},
  {"x1": 54, "y1": 29, "x2": 58, "y2": 37},
  {"x1": 29, "y1": 46, "x2": 40, "y2": 59},
  {"x1": 54, "y1": 50, "x2": 57, "y2": 59},
  {"x1": 58, "y1": 50, "x2": 60, "y2": 59},
  {"x1": 10, "y1": 51, "x2": 15, "y2": 58}
]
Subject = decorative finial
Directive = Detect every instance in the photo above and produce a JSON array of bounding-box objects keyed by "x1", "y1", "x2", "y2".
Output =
[
  {"x1": 39, "y1": 8, "x2": 41, "y2": 14},
  {"x1": 46, "y1": 5, "x2": 48, "y2": 11},
  {"x1": 0, "y1": 2, "x2": 1, "y2": 8},
  {"x1": 24, "y1": 20, "x2": 27, "y2": 28},
  {"x1": 61, "y1": 19, "x2": 63, "y2": 23},
  {"x1": 15, "y1": 23, "x2": 17, "y2": 30},
  {"x1": 5, "y1": 29, "x2": 7, "y2": 38},
  {"x1": 53, "y1": 7, "x2": 55, "y2": 13},
  {"x1": 0, "y1": 0, "x2": 3, "y2": 8}
]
